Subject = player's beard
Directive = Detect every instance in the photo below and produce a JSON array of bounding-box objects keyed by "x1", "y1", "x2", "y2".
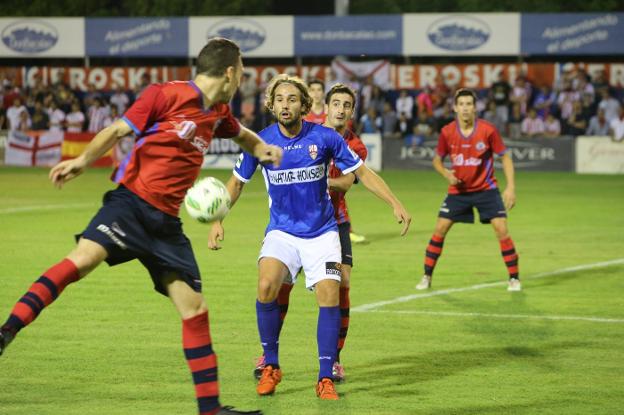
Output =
[{"x1": 277, "y1": 111, "x2": 301, "y2": 129}]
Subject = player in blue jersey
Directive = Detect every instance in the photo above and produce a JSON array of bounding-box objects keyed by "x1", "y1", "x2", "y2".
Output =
[{"x1": 208, "y1": 74, "x2": 411, "y2": 400}]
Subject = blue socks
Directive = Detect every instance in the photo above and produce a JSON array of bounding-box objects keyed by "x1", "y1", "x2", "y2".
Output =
[
  {"x1": 256, "y1": 300, "x2": 281, "y2": 367},
  {"x1": 317, "y1": 306, "x2": 340, "y2": 380}
]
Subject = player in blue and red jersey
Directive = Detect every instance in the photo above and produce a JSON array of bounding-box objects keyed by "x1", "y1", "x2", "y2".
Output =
[
  {"x1": 416, "y1": 88, "x2": 521, "y2": 292},
  {"x1": 0, "y1": 38, "x2": 282, "y2": 415},
  {"x1": 208, "y1": 74, "x2": 410, "y2": 400}
]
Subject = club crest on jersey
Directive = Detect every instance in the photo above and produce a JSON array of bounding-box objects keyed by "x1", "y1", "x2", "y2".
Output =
[
  {"x1": 476, "y1": 141, "x2": 486, "y2": 151},
  {"x1": 308, "y1": 144, "x2": 318, "y2": 160}
]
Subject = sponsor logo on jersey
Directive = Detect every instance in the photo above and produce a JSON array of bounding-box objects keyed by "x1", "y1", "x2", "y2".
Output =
[
  {"x1": 451, "y1": 153, "x2": 482, "y2": 166},
  {"x1": 2, "y1": 20, "x2": 59, "y2": 53},
  {"x1": 427, "y1": 15, "x2": 490, "y2": 51},
  {"x1": 308, "y1": 144, "x2": 318, "y2": 160},
  {"x1": 266, "y1": 164, "x2": 326, "y2": 185}
]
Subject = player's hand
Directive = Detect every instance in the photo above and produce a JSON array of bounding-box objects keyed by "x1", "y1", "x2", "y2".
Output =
[
  {"x1": 256, "y1": 144, "x2": 283, "y2": 168},
  {"x1": 502, "y1": 188, "x2": 516, "y2": 211},
  {"x1": 445, "y1": 169, "x2": 462, "y2": 186},
  {"x1": 49, "y1": 158, "x2": 87, "y2": 188},
  {"x1": 393, "y1": 204, "x2": 412, "y2": 236},
  {"x1": 208, "y1": 222, "x2": 225, "y2": 250}
]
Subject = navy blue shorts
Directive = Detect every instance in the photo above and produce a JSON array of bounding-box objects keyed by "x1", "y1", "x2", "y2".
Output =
[
  {"x1": 337, "y1": 222, "x2": 353, "y2": 267},
  {"x1": 77, "y1": 185, "x2": 201, "y2": 296},
  {"x1": 438, "y1": 189, "x2": 507, "y2": 224}
]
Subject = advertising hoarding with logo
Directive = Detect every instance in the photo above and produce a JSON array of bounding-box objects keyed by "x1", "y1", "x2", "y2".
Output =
[
  {"x1": 576, "y1": 136, "x2": 624, "y2": 174},
  {"x1": 0, "y1": 18, "x2": 84, "y2": 57},
  {"x1": 383, "y1": 136, "x2": 575, "y2": 172},
  {"x1": 189, "y1": 16, "x2": 293, "y2": 57},
  {"x1": 521, "y1": 13, "x2": 624, "y2": 55},
  {"x1": 294, "y1": 15, "x2": 402, "y2": 56},
  {"x1": 403, "y1": 13, "x2": 520, "y2": 56},
  {"x1": 86, "y1": 18, "x2": 188, "y2": 57}
]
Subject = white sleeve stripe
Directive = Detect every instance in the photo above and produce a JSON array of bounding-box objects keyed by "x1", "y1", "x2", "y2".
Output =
[
  {"x1": 341, "y1": 159, "x2": 363, "y2": 174},
  {"x1": 233, "y1": 170, "x2": 250, "y2": 183}
]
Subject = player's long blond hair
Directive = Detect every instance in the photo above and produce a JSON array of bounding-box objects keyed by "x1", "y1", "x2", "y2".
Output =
[{"x1": 264, "y1": 74, "x2": 312, "y2": 116}]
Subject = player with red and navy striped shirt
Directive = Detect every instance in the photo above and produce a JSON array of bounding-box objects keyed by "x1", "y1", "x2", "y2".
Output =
[
  {"x1": 416, "y1": 88, "x2": 521, "y2": 292},
  {"x1": 0, "y1": 38, "x2": 282, "y2": 415}
]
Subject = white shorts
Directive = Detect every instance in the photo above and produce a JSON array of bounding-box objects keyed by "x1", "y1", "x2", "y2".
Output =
[{"x1": 259, "y1": 230, "x2": 342, "y2": 289}]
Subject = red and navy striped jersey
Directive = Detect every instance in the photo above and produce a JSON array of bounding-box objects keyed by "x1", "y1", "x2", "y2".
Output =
[
  {"x1": 436, "y1": 118, "x2": 506, "y2": 194},
  {"x1": 329, "y1": 129, "x2": 368, "y2": 225},
  {"x1": 114, "y1": 81, "x2": 240, "y2": 216},
  {"x1": 304, "y1": 110, "x2": 326, "y2": 124}
]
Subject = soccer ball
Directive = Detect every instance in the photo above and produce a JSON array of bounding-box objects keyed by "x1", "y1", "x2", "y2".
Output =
[{"x1": 184, "y1": 177, "x2": 231, "y2": 223}]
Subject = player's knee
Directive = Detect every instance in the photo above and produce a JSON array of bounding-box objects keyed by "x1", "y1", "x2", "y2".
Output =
[
  {"x1": 66, "y1": 239, "x2": 107, "y2": 277},
  {"x1": 257, "y1": 278, "x2": 279, "y2": 303}
]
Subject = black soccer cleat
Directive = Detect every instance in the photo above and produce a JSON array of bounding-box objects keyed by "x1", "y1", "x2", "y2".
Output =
[
  {"x1": 217, "y1": 406, "x2": 263, "y2": 415},
  {"x1": 0, "y1": 329, "x2": 14, "y2": 356}
]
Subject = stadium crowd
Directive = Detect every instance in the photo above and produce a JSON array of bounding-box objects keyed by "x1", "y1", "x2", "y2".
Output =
[{"x1": 1, "y1": 66, "x2": 623, "y2": 143}]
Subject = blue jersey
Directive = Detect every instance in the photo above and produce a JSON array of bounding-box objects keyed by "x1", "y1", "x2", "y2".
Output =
[{"x1": 234, "y1": 121, "x2": 363, "y2": 238}]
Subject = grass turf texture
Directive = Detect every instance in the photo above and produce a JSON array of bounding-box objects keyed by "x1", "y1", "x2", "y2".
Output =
[{"x1": 1, "y1": 167, "x2": 623, "y2": 415}]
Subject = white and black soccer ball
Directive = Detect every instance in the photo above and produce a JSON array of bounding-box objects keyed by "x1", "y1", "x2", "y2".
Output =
[{"x1": 184, "y1": 177, "x2": 231, "y2": 223}]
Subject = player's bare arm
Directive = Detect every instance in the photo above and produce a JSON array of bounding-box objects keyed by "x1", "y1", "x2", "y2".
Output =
[
  {"x1": 328, "y1": 173, "x2": 356, "y2": 193},
  {"x1": 354, "y1": 164, "x2": 411, "y2": 236},
  {"x1": 49, "y1": 118, "x2": 133, "y2": 188},
  {"x1": 500, "y1": 152, "x2": 516, "y2": 210},
  {"x1": 233, "y1": 126, "x2": 283, "y2": 167},
  {"x1": 208, "y1": 175, "x2": 246, "y2": 250},
  {"x1": 432, "y1": 155, "x2": 461, "y2": 186}
]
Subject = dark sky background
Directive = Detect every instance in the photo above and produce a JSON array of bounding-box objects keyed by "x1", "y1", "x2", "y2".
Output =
[{"x1": 272, "y1": 1, "x2": 335, "y2": 15}]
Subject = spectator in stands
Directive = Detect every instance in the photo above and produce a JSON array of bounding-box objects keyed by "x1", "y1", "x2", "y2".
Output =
[
  {"x1": 87, "y1": 97, "x2": 109, "y2": 133},
  {"x1": 543, "y1": 113, "x2": 561, "y2": 138},
  {"x1": 483, "y1": 100, "x2": 505, "y2": 134},
  {"x1": 598, "y1": 88, "x2": 621, "y2": 123},
  {"x1": 508, "y1": 102, "x2": 523, "y2": 139},
  {"x1": 56, "y1": 83, "x2": 75, "y2": 113},
  {"x1": 109, "y1": 84, "x2": 130, "y2": 114},
  {"x1": 17, "y1": 108, "x2": 31, "y2": 131},
  {"x1": 591, "y1": 69, "x2": 609, "y2": 93},
  {"x1": 6, "y1": 97, "x2": 27, "y2": 131},
  {"x1": 609, "y1": 107, "x2": 624, "y2": 142},
  {"x1": 31, "y1": 100, "x2": 49, "y2": 130},
  {"x1": 368, "y1": 85, "x2": 386, "y2": 115},
  {"x1": 521, "y1": 108, "x2": 545, "y2": 137},
  {"x1": 417, "y1": 86, "x2": 434, "y2": 117},
  {"x1": 380, "y1": 101, "x2": 398, "y2": 139},
  {"x1": 47, "y1": 100, "x2": 66, "y2": 132},
  {"x1": 557, "y1": 80, "x2": 581, "y2": 121},
  {"x1": 431, "y1": 74, "x2": 450, "y2": 117},
  {"x1": 358, "y1": 107, "x2": 382, "y2": 134},
  {"x1": 586, "y1": 108, "x2": 610, "y2": 136},
  {"x1": 434, "y1": 102, "x2": 454, "y2": 133},
  {"x1": 581, "y1": 92, "x2": 597, "y2": 120},
  {"x1": 412, "y1": 110, "x2": 434, "y2": 147},
  {"x1": 103, "y1": 105, "x2": 121, "y2": 128},
  {"x1": 82, "y1": 83, "x2": 102, "y2": 109},
  {"x1": 490, "y1": 72, "x2": 511, "y2": 124},
  {"x1": 360, "y1": 76, "x2": 375, "y2": 111},
  {"x1": 66, "y1": 101, "x2": 85, "y2": 133},
  {"x1": 134, "y1": 73, "x2": 151, "y2": 98},
  {"x1": 533, "y1": 85, "x2": 556, "y2": 119},
  {"x1": 564, "y1": 101, "x2": 588, "y2": 136},
  {"x1": 510, "y1": 76, "x2": 531, "y2": 116},
  {"x1": 239, "y1": 72, "x2": 257, "y2": 119},
  {"x1": 576, "y1": 71, "x2": 595, "y2": 103},
  {"x1": 395, "y1": 89, "x2": 414, "y2": 120}
]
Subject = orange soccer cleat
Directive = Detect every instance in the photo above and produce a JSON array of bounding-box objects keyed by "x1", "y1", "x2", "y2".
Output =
[{"x1": 256, "y1": 366, "x2": 282, "y2": 396}]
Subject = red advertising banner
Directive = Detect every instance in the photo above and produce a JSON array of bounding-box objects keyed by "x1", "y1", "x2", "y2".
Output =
[{"x1": 2, "y1": 62, "x2": 623, "y2": 90}]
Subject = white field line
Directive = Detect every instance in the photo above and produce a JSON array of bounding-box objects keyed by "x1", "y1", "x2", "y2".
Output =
[
  {"x1": 0, "y1": 203, "x2": 94, "y2": 214},
  {"x1": 352, "y1": 258, "x2": 624, "y2": 313},
  {"x1": 366, "y1": 310, "x2": 624, "y2": 324}
]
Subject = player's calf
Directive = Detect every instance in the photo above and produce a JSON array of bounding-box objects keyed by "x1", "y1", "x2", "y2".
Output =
[{"x1": 0, "y1": 328, "x2": 15, "y2": 356}]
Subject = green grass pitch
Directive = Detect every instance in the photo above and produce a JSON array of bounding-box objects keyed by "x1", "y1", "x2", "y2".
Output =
[{"x1": 1, "y1": 167, "x2": 623, "y2": 414}]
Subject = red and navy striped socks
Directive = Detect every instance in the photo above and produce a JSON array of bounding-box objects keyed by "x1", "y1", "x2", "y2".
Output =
[
  {"x1": 182, "y1": 311, "x2": 221, "y2": 415},
  {"x1": 500, "y1": 237, "x2": 520, "y2": 280},
  {"x1": 337, "y1": 287, "x2": 350, "y2": 360},
  {"x1": 2, "y1": 258, "x2": 80, "y2": 335},
  {"x1": 424, "y1": 234, "x2": 445, "y2": 276}
]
